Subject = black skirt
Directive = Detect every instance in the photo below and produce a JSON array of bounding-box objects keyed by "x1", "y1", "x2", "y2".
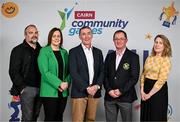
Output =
[{"x1": 140, "y1": 78, "x2": 168, "y2": 121}]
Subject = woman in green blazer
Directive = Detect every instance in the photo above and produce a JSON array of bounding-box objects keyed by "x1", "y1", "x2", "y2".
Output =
[{"x1": 38, "y1": 27, "x2": 70, "y2": 121}]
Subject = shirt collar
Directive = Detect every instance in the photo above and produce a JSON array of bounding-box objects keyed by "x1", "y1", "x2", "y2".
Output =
[
  {"x1": 116, "y1": 47, "x2": 126, "y2": 56},
  {"x1": 81, "y1": 43, "x2": 92, "y2": 50}
]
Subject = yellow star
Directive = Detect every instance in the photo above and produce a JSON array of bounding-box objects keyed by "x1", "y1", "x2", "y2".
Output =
[{"x1": 145, "y1": 33, "x2": 152, "y2": 40}]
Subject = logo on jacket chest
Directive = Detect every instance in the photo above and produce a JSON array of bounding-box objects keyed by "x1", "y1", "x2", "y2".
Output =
[{"x1": 123, "y1": 63, "x2": 130, "y2": 70}]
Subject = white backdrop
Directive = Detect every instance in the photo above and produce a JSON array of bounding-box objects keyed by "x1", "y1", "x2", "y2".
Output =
[
  {"x1": 0, "y1": 10, "x2": 2, "y2": 120},
  {"x1": 1, "y1": 0, "x2": 180, "y2": 121}
]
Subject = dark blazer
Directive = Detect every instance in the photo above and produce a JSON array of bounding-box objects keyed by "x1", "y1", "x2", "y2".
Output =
[
  {"x1": 104, "y1": 48, "x2": 140, "y2": 102},
  {"x1": 69, "y1": 44, "x2": 104, "y2": 98}
]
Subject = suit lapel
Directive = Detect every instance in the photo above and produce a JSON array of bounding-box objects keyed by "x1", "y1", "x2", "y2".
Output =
[
  {"x1": 79, "y1": 45, "x2": 89, "y2": 75},
  {"x1": 60, "y1": 49, "x2": 65, "y2": 79},
  {"x1": 107, "y1": 51, "x2": 116, "y2": 74},
  {"x1": 92, "y1": 47, "x2": 96, "y2": 75},
  {"x1": 47, "y1": 46, "x2": 59, "y2": 75},
  {"x1": 112, "y1": 52, "x2": 116, "y2": 71}
]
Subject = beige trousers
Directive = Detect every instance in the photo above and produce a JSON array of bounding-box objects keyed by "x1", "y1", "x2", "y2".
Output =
[{"x1": 71, "y1": 96, "x2": 99, "y2": 122}]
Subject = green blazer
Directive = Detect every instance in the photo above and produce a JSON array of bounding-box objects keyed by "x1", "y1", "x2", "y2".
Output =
[{"x1": 38, "y1": 45, "x2": 70, "y2": 97}]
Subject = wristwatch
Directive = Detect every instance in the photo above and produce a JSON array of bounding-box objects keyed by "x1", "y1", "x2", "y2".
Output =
[{"x1": 96, "y1": 85, "x2": 100, "y2": 90}]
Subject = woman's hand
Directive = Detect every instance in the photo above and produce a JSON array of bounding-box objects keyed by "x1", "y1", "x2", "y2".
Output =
[{"x1": 59, "y1": 82, "x2": 68, "y2": 92}]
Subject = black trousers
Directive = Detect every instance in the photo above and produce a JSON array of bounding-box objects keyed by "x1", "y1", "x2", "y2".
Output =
[
  {"x1": 140, "y1": 78, "x2": 168, "y2": 122},
  {"x1": 41, "y1": 92, "x2": 67, "y2": 121}
]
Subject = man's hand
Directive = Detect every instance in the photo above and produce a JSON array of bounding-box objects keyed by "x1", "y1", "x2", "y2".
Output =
[
  {"x1": 114, "y1": 89, "x2": 122, "y2": 97},
  {"x1": 87, "y1": 85, "x2": 99, "y2": 96},
  {"x1": 108, "y1": 90, "x2": 120, "y2": 98}
]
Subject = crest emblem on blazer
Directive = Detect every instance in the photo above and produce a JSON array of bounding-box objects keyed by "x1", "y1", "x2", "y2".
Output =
[{"x1": 123, "y1": 63, "x2": 130, "y2": 70}]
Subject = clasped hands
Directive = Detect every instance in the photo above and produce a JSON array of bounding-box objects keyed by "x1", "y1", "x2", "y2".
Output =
[
  {"x1": 86, "y1": 85, "x2": 99, "y2": 96},
  {"x1": 58, "y1": 82, "x2": 68, "y2": 92},
  {"x1": 108, "y1": 89, "x2": 122, "y2": 98},
  {"x1": 141, "y1": 91, "x2": 152, "y2": 101}
]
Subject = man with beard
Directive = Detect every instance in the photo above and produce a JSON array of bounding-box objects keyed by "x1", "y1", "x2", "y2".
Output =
[{"x1": 9, "y1": 24, "x2": 42, "y2": 121}]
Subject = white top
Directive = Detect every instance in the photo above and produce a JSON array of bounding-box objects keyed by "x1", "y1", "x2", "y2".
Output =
[{"x1": 81, "y1": 43, "x2": 94, "y2": 85}]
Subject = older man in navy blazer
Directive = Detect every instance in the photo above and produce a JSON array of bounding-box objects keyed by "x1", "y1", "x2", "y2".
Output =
[
  {"x1": 104, "y1": 30, "x2": 140, "y2": 122},
  {"x1": 69, "y1": 26, "x2": 104, "y2": 122}
]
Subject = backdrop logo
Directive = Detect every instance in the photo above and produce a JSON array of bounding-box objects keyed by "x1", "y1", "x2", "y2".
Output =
[
  {"x1": 75, "y1": 11, "x2": 95, "y2": 19},
  {"x1": 8, "y1": 96, "x2": 21, "y2": 121},
  {"x1": 1, "y1": 2, "x2": 19, "y2": 18},
  {"x1": 159, "y1": 1, "x2": 179, "y2": 28},
  {"x1": 58, "y1": 2, "x2": 129, "y2": 36},
  {"x1": 58, "y1": 2, "x2": 78, "y2": 30},
  {"x1": 168, "y1": 104, "x2": 173, "y2": 120},
  {"x1": 70, "y1": 13, "x2": 129, "y2": 36}
]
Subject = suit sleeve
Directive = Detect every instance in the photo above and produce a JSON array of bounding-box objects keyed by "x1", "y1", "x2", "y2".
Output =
[
  {"x1": 95, "y1": 50, "x2": 104, "y2": 87},
  {"x1": 103, "y1": 54, "x2": 112, "y2": 92},
  {"x1": 9, "y1": 48, "x2": 26, "y2": 92},
  {"x1": 121, "y1": 54, "x2": 140, "y2": 94},
  {"x1": 38, "y1": 49, "x2": 61, "y2": 89},
  {"x1": 69, "y1": 49, "x2": 88, "y2": 92},
  {"x1": 140, "y1": 57, "x2": 150, "y2": 88}
]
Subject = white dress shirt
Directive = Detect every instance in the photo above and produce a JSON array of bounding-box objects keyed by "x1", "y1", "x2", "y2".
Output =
[{"x1": 81, "y1": 44, "x2": 94, "y2": 85}]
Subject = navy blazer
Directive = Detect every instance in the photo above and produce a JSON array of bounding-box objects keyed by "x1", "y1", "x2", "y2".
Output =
[
  {"x1": 69, "y1": 44, "x2": 104, "y2": 98},
  {"x1": 104, "y1": 48, "x2": 140, "y2": 102}
]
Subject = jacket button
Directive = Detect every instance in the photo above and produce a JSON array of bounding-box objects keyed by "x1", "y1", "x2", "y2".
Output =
[{"x1": 114, "y1": 77, "x2": 117, "y2": 79}]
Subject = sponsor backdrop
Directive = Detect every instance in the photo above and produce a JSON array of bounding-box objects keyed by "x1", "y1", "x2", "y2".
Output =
[
  {"x1": 1, "y1": 0, "x2": 180, "y2": 121},
  {"x1": 0, "y1": 6, "x2": 2, "y2": 120}
]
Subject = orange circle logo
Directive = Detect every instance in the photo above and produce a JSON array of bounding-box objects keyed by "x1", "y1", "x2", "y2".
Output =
[{"x1": 1, "y1": 2, "x2": 19, "y2": 18}]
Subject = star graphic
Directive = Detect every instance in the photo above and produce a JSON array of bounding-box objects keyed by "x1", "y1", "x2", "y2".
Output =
[{"x1": 145, "y1": 33, "x2": 152, "y2": 40}]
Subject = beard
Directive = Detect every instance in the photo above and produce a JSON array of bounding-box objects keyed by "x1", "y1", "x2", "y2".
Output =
[{"x1": 30, "y1": 38, "x2": 38, "y2": 44}]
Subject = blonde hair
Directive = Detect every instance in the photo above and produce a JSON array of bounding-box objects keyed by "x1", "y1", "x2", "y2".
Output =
[{"x1": 151, "y1": 34, "x2": 172, "y2": 57}]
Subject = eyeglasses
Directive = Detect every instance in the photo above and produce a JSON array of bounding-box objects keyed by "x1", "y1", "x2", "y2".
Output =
[{"x1": 113, "y1": 38, "x2": 126, "y2": 41}]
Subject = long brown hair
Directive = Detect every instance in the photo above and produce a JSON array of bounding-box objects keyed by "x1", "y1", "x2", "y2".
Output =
[
  {"x1": 151, "y1": 34, "x2": 172, "y2": 57},
  {"x1": 47, "y1": 27, "x2": 63, "y2": 47}
]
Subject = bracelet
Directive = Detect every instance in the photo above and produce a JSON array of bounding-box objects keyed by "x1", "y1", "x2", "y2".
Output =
[{"x1": 59, "y1": 86, "x2": 63, "y2": 91}]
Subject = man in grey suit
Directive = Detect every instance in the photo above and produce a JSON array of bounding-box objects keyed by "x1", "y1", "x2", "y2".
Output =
[
  {"x1": 104, "y1": 30, "x2": 140, "y2": 122},
  {"x1": 69, "y1": 26, "x2": 104, "y2": 122}
]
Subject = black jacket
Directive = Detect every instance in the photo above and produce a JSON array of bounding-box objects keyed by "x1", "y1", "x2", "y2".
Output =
[
  {"x1": 9, "y1": 40, "x2": 41, "y2": 96},
  {"x1": 69, "y1": 44, "x2": 104, "y2": 98},
  {"x1": 104, "y1": 48, "x2": 140, "y2": 102}
]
